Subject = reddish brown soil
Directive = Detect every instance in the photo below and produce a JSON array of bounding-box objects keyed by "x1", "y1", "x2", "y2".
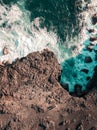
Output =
[{"x1": 0, "y1": 50, "x2": 97, "y2": 130}]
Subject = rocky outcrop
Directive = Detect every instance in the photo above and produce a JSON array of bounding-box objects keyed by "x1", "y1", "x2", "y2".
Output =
[
  {"x1": 0, "y1": 49, "x2": 61, "y2": 96},
  {"x1": 0, "y1": 50, "x2": 97, "y2": 130}
]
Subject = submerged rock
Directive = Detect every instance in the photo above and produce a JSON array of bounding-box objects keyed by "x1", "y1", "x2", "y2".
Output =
[
  {"x1": 81, "y1": 69, "x2": 89, "y2": 73},
  {"x1": 3, "y1": 47, "x2": 9, "y2": 55},
  {"x1": 84, "y1": 56, "x2": 92, "y2": 63},
  {"x1": 74, "y1": 84, "x2": 83, "y2": 97},
  {"x1": 90, "y1": 37, "x2": 97, "y2": 42},
  {"x1": 92, "y1": 14, "x2": 97, "y2": 25},
  {"x1": 87, "y1": 46, "x2": 93, "y2": 52},
  {"x1": 86, "y1": 76, "x2": 91, "y2": 81},
  {"x1": 61, "y1": 83, "x2": 69, "y2": 91},
  {"x1": 87, "y1": 29, "x2": 94, "y2": 33}
]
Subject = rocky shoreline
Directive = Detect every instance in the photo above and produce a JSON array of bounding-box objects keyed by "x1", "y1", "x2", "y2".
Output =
[
  {"x1": 0, "y1": 1, "x2": 97, "y2": 130},
  {"x1": 0, "y1": 49, "x2": 97, "y2": 130}
]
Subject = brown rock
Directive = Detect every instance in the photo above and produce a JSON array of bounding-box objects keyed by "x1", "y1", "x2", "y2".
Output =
[
  {"x1": 3, "y1": 47, "x2": 9, "y2": 55},
  {"x1": 76, "y1": 123, "x2": 84, "y2": 130},
  {"x1": 0, "y1": 61, "x2": 4, "y2": 66},
  {"x1": 88, "y1": 29, "x2": 94, "y2": 33},
  {"x1": 89, "y1": 127, "x2": 97, "y2": 130},
  {"x1": 2, "y1": 60, "x2": 11, "y2": 65},
  {"x1": 0, "y1": 50, "x2": 97, "y2": 130},
  {"x1": 90, "y1": 37, "x2": 97, "y2": 42}
]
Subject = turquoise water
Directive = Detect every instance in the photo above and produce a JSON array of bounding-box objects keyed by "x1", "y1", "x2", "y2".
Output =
[
  {"x1": 60, "y1": 49, "x2": 97, "y2": 92},
  {"x1": 0, "y1": 0, "x2": 96, "y2": 92}
]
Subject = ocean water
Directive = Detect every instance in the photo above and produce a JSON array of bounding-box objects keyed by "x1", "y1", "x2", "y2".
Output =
[{"x1": 0, "y1": 0, "x2": 97, "y2": 92}]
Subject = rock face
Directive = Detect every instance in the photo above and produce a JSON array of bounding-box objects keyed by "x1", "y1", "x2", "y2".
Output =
[
  {"x1": 92, "y1": 14, "x2": 97, "y2": 25},
  {"x1": 0, "y1": 50, "x2": 97, "y2": 130},
  {"x1": 0, "y1": 49, "x2": 61, "y2": 96}
]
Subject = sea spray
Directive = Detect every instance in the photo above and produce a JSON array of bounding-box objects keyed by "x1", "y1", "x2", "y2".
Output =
[{"x1": 0, "y1": 0, "x2": 82, "y2": 62}]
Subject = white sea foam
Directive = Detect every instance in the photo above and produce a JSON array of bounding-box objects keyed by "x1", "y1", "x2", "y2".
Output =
[{"x1": 0, "y1": 1, "x2": 85, "y2": 63}]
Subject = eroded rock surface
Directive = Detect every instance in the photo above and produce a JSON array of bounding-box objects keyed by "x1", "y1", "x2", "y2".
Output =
[{"x1": 0, "y1": 50, "x2": 97, "y2": 130}]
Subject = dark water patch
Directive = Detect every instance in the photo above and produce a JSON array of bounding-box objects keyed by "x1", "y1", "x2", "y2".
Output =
[
  {"x1": 0, "y1": 0, "x2": 18, "y2": 6},
  {"x1": 25, "y1": 0, "x2": 80, "y2": 41},
  {"x1": 0, "y1": 0, "x2": 84, "y2": 41}
]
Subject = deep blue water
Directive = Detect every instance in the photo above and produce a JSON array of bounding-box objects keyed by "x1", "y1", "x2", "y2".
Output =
[{"x1": 0, "y1": 0, "x2": 80, "y2": 41}]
